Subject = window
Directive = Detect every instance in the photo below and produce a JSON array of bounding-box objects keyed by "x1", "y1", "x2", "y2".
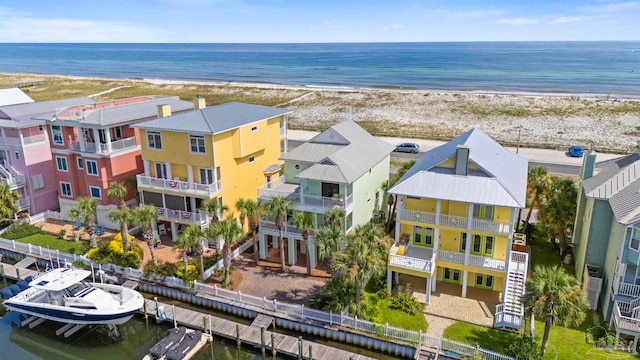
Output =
[
  {"x1": 86, "y1": 160, "x2": 98, "y2": 176},
  {"x1": 15, "y1": 152, "x2": 19, "y2": 160},
  {"x1": 51, "y1": 125, "x2": 63, "y2": 145},
  {"x1": 443, "y1": 268, "x2": 461, "y2": 283},
  {"x1": 460, "y1": 233, "x2": 468, "y2": 252},
  {"x1": 60, "y1": 182, "x2": 72, "y2": 197},
  {"x1": 112, "y1": 126, "x2": 122, "y2": 140},
  {"x1": 475, "y1": 274, "x2": 494, "y2": 289},
  {"x1": 251, "y1": 126, "x2": 258, "y2": 132},
  {"x1": 631, "y1": 228, "x2": 640, "y2": 251},
  {"x1": 189, "y1": 135, "x2": 205, "y2": 154},
  {"x1": 472, "y1": 234, "x2": 482, "y2": 253},
  {"x1": 425, "y1": 227, "x2": 433, "y2": 246},
  {"x1": 155, "y1": 162, "x2": 168, "y2": 179},
  {"x1": 465, "y1": 233, "x2": 495, "y2": 256},
  {"x1": 39, "y1": 125, "x2": 44, "y2": 131},
  {"x1": 199, "y1": 168, "x2": 213, "y2": 185},
  {"x1": 77, "y1": 158, "x2": 84, "y2": 169},
  {"x1": 147, "y1": 132, "x2": 162, "y2": 149},
  {"x1": 414, "y1": 225, "x2": 422, "y2": 244},
  {"x1": 56, "y1": 156, "x2": 68, "y2": 172},
  {"x1": 473, "y1": 204, "x2": 494, "y2": 220},
  {"x1": 31, "y1": 174, "x2": 44, "y2": 190},
  {"x1": 484, "y1": 236, "x2": 494, "y2": 255},
  {"x1": 89, "y1": 186, "x2": 101, "y2": 199},
  {"x1": 248, "y1": 156, "x2": 255, "y2": 163}
]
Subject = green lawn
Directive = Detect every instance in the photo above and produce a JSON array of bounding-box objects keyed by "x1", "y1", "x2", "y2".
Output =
[
  {"x1": 442, "y1": 322, "x2": 518, "y2": 353},
  {"x1": 15, "y1": 233, "x2": 88, "y2": 255},
  {"x1": 529, "y1": 230, "x2": 575, "y2": 274},
  {"x1": 377, "y1": 298, "x2": 428, "y2": 332}
]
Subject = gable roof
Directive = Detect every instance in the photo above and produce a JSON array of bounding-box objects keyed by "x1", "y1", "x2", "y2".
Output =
[
  {"x1": 132, "y1": 102, "x2": 291, "y2": 134},
  {"x1": 0, "y1": 88, "x2": 34, "y2": 106},
  {"x1": 0, "y1": 97, "x2": 95, "y2": 129},
  {"x1": 280, "y1": 120, "x2": 395, "y2": 184},
  {"x1": 582, "y1": 153, "x2": 640, "y2": 225},
  {"x1": 389, "y1": 128, "x2": 528, "y2": 208}
]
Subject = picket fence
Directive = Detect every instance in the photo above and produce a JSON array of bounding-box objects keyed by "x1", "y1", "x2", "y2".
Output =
[
  {"x1": 202, "y1": 238, "x2": 256, "y2": 280},
  {"x1": 0, "y1": 236, "x2": 513, "y2": 360}
]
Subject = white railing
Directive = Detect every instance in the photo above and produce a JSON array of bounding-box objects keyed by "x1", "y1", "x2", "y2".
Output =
[
  {"x1": 0, "y1": 237, "x2": 513, "y2": 360},
  {"x1": 437, "y1": 249, "x2": 465, "y2": 264},
  {"x1": 155, "y1": 207, "x2": 206, "y2": 224},
  {"x1": 398, "y1": 209, "x2": 436, "y2": 224},
  {"x1": 22, "y1": 133, "x2": 48, "y2": 145},
  {"x1": 137, "y1": 175, "x2": 222, "y2": 197},
  {"x1": 388, "y1": 245, "x2": 436, "y2": 273},
  {"x1": 509, "y1": 251, "x2": 528, "y2": 273},
  {"x1": 259, "y1": 219, "x2": 315, "y2": 238},
  {"x1": 69, "y1": 136, "x2": 137, "y2": 154},
  {"x1": 438, "y1": 213, "x2": 469, "y2": 228},
  {"x1": 469, "y1": 254, "x2": 507, "y2": 271},
  {"x1": 16, "y1": 196, "x2": 30, "y2": 211},
  {"x1": 471, "y1": 218, "x2": 511, "y2": 234},
  {"x1": 202, "y1": 238, "x2": 256, "y2": 279},
  {"x1": 0, "y1": 136, "x2": 21, "y2": 147},
  {"x1": 398, "y1": 208, "x2": 511, "y2": 234},
  {"x1": 0, "y1": 174, "x2": 25, "y2": 187},
  {"x1": 614, "y1": 301, "x2": 640, "y2": 334},
  {"x1": 493, "y1": 303, "x2": 524, "y2": 330},
  {"x1": 616, "y1": 282, "x2": 640, "y2": 298}
]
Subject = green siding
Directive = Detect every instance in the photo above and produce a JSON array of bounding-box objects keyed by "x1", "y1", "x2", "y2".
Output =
[
  {"x1": 283, "y1": 161, "x2": 311, "y2": 184},
  {"x1": 601, "y1": 218, "x2": 626, "y2": 320},
  {"x1": 351, "y1": 155, "x2": 390, "y2": 228},
  {"x1": 572, "y1": 187, "x2": 589, "y2": 282},
  {"x1": 584, "y1": 199, "x2": 613, "y2": 271}
]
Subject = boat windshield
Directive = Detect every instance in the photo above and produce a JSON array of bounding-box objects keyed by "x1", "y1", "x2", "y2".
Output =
[{"x1": 65, "y1": 281, "x2": 92, "y2": 297}]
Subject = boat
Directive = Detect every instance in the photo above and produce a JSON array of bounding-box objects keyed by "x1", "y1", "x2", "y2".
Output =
[
  {"x1": 165, "y1": 330, "x2": 210, "y2": 360},
  {"x1": 144, "y1": 327, "x2": 187, "y2": 360},
  {"x1": 2, "y1": 267, "x2": 144, "y2": 325}
]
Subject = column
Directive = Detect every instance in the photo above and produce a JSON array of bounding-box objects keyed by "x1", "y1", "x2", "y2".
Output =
[
  {"x1": 465, "y1": 232, "x2": 471, "y2": 265},
  {"x1": 426, "y1": 278, "x2": 432, "y2": 305},
  {"x1": 501, "y1": 277, "x2": 508, "y2": 303},
  {"x1": 505, "y1": 236, "x2": 513, "y2": 271},
  {"x1": 92, "y1": 128, "x2": 100, "y2": 153},
  {"x1": 151, "y1": 220, "x2": 159, "y2": 237},
  {"x1": 462, "y1": 270, "x2": 468, "y2": 298},
  {"x1": 467, "y1": 203, "x2": 474, "y2": 230},
  {"x1": 299, "y1": 180, "x2": 305, "y2": 205},
  {"x1": 104, "y1": 128, "x2": 113, "y2": 153},
  {"x1": 433, "y1": 228, "x2": 440, "y2": 254},
  {"x1": 76, "y1": 127, "x2": 86, "y2": 151},
  {"x1": 187, "y1": 165, "x2": 194, "y2": 183},
  {"x1": 190, "y1": 197, "x2": 196, "y2": 212},
  {"x1": 143, "y1": 160, "x2": 150, "y2": 177},
  {"x1": 309, "y1": 238, "x2": 317, "y2": 269},
  {"x1": 387, "y1": 270, "x2": 392, "y2": 291},
  {"x1": 288, "y1": 237, "x2": 296, "y2": 265},
  {"x1": 509, "y1": 208, "x2": 517, "y2": 234},
  {"x1": 435, "y1": 199, "x2": 441, "y2": 224},
  {"x1": 171, "y1": 221, "x2": 178, "y2": 242},
  {"x1": 259, "y1": 232, "x2": 267, "y2": 259},
  {"x1": 18, "y1": 130, "x2": 24, "y2": 146},
  {"x1": 432, "y1": 272, "x2": 437, "y2": 292},
  {"x1": 394, "y1": 272, "x2": 399, "y2": 285},
  {"x1": 395, "y1": 219, "x2": 401, "y2": 243}
]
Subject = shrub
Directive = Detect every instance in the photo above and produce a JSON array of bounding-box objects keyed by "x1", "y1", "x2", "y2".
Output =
[
  {"x1": 58, "y1": 229, "x2": 66, "y2": 239},
  {"x1": 202, "y1": 253, "x2": 222, "y2": 270},
  {"x1": 144, "y1": 261, "x2": 180, "y2": 279},
  {"x1": 3, "y1": 222, "x2": 43, "y2": 239},
  {"x1": 507, "y1": 335, "x2": 542, "y2": 360},
  {"x1": 86, "y1": 240, "x2": 142, "y2": 268},
  {"x1": 389, "y1": 284, "x2": 422, "y2": 315},
  {"x1": 309, "y1": 278, "x2": 355, "y2": 313},
  {"x1": 360, "y1": 293, "x2": 383, "y2": 323}
]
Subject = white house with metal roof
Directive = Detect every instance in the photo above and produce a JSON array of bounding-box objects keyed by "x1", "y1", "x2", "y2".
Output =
[
  {"x1": 572, "y1": 147, "x2": 640, "y2": 349},
  {"x1": 387, "y1": 128, "x2": 529, "y2": 331},
  {"x1": 0, "y1": 88, "x2": 34, "y2": 106},
  {"x1": 257, "y1": 120, "x2": 394, "y2": 268}
]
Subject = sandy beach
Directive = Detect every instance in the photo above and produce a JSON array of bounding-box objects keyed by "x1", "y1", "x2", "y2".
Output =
[{"x1": 2, "y1": 72, "x2": 639, "y2": 153}]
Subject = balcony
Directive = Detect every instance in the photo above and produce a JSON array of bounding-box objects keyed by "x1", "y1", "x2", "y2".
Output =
[
  {"x1": 257, "y1": 178, "x2": 353, "y2": 213},
  {"x1": 155, "y1": 207, "x2": 206, "y2": 225},
  {"x1": 614, "y1": 280, "x2": 640, "y2": 298},
  {"x1": 613, "y1": 300, "x2": 640, "y2": 335},
  {"x1": 259, "y1": 219, "x2": 314, "y2": 239},
  {"x1": 398, "y1": 209, "x2": 512, "y2": 235},
  {"x1": 69, "y1": 136, "x2": 137, "y2": 155},
  {"x1": 15, "y1": 196, "x2": 30, "y2": 211},
  {"x1": 388, "y1": 242, "x2": 436, "y2": 274},
  {"x1": 137, "y1": 175, "x2": 222, "y2": 198},
  {"x1": 437, "y1": 249, "x2": 507, "y2": 272},
  {"x1": 0, "y1": 134, "x2": 48, "y2": 147}
]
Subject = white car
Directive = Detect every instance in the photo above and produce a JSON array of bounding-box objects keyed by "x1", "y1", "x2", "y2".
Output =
[{"x1": 394, "y1": 143, "x2": 420, "y2": 153}]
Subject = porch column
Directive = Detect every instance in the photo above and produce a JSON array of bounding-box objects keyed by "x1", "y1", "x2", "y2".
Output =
[
  {"x1": 435, "y1": 199, "x2": 441, "y2": 224},
  {"x1": 170, "y1": 221, "x2": 178, "y2": 242},
  {"x1": 288, "y1": 237, "x2": 296, "y2": 265},
  {"x1": 76, "y1": 127, "x2": 86, "y2": 151},
  {"x1": 509, "y1": 208, "x2": 517, "y2": 234},
  {"x1": 273, "y1": 234, "x2": 279, "y2": 249},
  {"x1": 395, "y1": 219, "x2": 401, "y2": 243},
  {"x1": 187, "y1": 165, "x2": 194, "y2": 183},
  {"x1": 190, "y1": 197, "x2": 196, "y2": 212},
  {"x1": 501, "y1": 277, "x2": 508, "y2": 303},
  {"x1": 104, "y1": 128, "x2": 113, "y2": 153},
  {"x1": 426, "y1": 278, "x2": 432, "y2": 305},
  {"x1": 633, "y1": 335, "x2": 639, "y2": 355},
  {"x1": 143, "y1": 160, "x2": 150, "y2": 177},
  {"x1": 299, "y1": 180, "x2": 305, "y2": 205},
  {"x1": 18, "y1": 130, "x2": 24, "y2": 146},
  {"x1": 467, "y1": 203, "x2": 474, "y2": 230},
  {"x1": 505, "y1": 236, "x2": 513, "y2": 271},
  {"x1": 433, "y1": 228, "x2": 440, "y2": 253},
  {"x1": 394, "y1": 272, "x2": 399, "y2": 285},
  {"x1": 259, "y1": 232, "x2": 267, "y2": 259},
  {"x1": 309, "y1": 238, "x2": 317, "y2": 269},
  {"x1": 152, "y1": 220, "x2": 159, "y2": 237},
  {"x1": 387, "y1": 270, "x2": 392, "y2": 291},
  {"x1": 465, "y1": 232, "x2": 472, "y2": 265},
  {"x1": 92, "y1": 128, "x2": 100, "y2": 152},
  {"x1": 462, "y1": 270, "x2": 468, "y2": 298},
  {"x1": 432, "y1": 272, "x2": 437, "y2": 292}
]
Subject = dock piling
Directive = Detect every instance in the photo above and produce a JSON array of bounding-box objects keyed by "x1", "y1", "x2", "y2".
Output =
[
  {"x1": 16, "y1": 268, "x2": 20, "y2": 280},
  {"x1": 271, "y1": 333, "x2": 276, "y2": 359},
  {"x1": 203, "y1": 316, "x2": 208, "y2": 333},
  {"x1": 172, "y1": 305, "x2": 177, "y2": 328},
  {"x1": 236, "y1": 324, "x2": 240, "y2": 348},
  {"x1": 298, "y1": 336, "x2": 303, "y2": 360},
  {"x1": 143, "y1": 300, "x2": 148, "y2": 321},
  {"x1": 261, "y1": 327, "x2": 266, "y2": 357},
  {"x1": 309, "y1": 344, "x2": 313, "y2": 360}
]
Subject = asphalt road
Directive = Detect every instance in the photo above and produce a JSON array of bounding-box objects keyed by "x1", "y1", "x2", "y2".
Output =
[{"x1": 287, "y1": 139, "x2": 582, "y2": 176}]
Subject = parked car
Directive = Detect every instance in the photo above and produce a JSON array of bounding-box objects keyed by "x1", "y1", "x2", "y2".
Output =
[
  {"x1": 395, "y1": 143, "x2": 420, "y2": 153},
  {"x1": 568, "y1": 145, "x2": 584, "y2": 157}
]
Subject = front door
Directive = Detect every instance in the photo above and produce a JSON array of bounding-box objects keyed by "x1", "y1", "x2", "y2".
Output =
[
  {"x1": 321, "y1": 182, "x2": 340, "y2": 198},
  {"x1": 443, "y1": 268, "x2": 461, "y2": 284},
  {"x1": 266, "y1": 175, "x2": 272, "y2": 189}
]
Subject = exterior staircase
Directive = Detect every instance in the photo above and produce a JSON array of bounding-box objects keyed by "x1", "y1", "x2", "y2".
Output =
[
  {"x1": 0, "y1": 161, "x2": 25, "y2": 189},
  {"x1": 494, "y1": 251, "x2": 528, "y2": 331}
]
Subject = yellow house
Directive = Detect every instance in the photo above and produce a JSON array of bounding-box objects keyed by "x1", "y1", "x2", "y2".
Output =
[
  {"x1": 132, "y1": 99, "x2": 290, "y2": 240},
  {"x1": 387, "y1": 128, "x2": 529, "y2": 331}
]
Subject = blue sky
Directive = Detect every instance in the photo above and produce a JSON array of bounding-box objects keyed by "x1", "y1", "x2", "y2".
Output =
[{"x1": 0, "y1": 0, "x2": 639, "y2": 42}]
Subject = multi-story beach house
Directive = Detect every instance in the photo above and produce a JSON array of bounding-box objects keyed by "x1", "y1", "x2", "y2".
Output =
[
  {"x1": 257, "y1": 120, "x2": 394, "y2": 269},
  {"x1": 386, "y1": 128, "x2": 529, "y2": 331},
  {"x1": 37, "y1": 96, "x2": 194, "y2": 227},
  {"x1": 0, "y1": 97, "x2": 95, "y2": 214},
  {"x1": 572, "y1": 147, "x2": 640, "y2": 349},
  {"x1": 132, "y1": 100, "x2": 290, "y2": 241}
]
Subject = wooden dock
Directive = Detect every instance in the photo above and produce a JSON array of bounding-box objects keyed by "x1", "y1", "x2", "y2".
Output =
[
  {"x1": 0, "y1": 262, "x2": 40, "y2": 281},
  {"x1": 121, "y1": 280, "x2": 139, "y2": 289},
  {"x1": 143, "y1": 299, "x2": 374, "y2": 360},
  {"x1": 251, "y1": 314, "x2": 274, "y2": 329},
  {"x1": 14, "y1": 256, "x2": 37, "y2": 269}
]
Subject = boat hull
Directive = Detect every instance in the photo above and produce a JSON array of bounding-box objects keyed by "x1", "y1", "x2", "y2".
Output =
[{"x1": 3, "y1": 302, "x2": 139, "y2": 325}]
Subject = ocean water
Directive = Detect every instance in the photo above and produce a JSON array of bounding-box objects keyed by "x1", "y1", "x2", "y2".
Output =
[{"x1": 1, "y1": 42, "x2": 640, "y2": 94}]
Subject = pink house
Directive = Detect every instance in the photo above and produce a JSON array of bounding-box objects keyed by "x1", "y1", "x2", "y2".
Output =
[{"x1": 0, "y1": 97, "x2": 95, "y2": 214}]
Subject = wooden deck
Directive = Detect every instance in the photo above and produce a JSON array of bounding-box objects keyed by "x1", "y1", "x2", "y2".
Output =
[
  {"x1": 143, "y1": 299, "x2": 374, "y2": 360},
  {"x1": 0, "y1": 262, "x2": 40, "y2": 280},
  {"x1": 251, "y1": 314, "x2": 274, "y2": 329}
]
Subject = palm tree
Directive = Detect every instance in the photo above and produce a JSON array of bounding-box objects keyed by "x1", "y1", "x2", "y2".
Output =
[
  {"x1": 263, "y1": 196, "x2": 294, "y2": 271},
  {"x1": 537, "y1": 177, "x2": 578, "y2": 252},
  {"x1": 522, "y1": 265, "x2": 589, "y2": 356},
  {"x1": 0, "y1": 184, "x2": 19, "y2": 220},
  {"x1": 524, "y1": 167, "x2": 552, "y2": 233},
  {"x1": 108, "y1": 208, "x2": 133, "y2": 252},
  {"x1": 315, "y1": 227, "x2": 346, "y2": 262},
  {"x1": 235, "y1": 198, "x2": 248, "y2": 231},
  {"x1": 242, "y1": 199, "x2": 261, "y2": 263},
  {"x1": 132, "y1": 205, "x2": 159, "y2": 265},
  {"x1": 69, "y1": 197, "x2": 98, "y2": 248},
  {"x1": 333, "y1": 223, "x2": 391, "y2": 316},
  {"x1": 324, "y1": 207, "x2": 345, "y2": 233},
  {"x1": 202, "y1": 198, "x2": 228, "y2": 222},
  {"x1": 175, "y1": 224, "x2": 202, "y2": 277},
  {"x1": 107, "y1": 181, "x2": 128, "y2": 208},
  {"x1": 291, "y1": 211, "x2": 315, "y2": 275},
  {"x1": 207, "y1": 217, "x2": 243, "y2": 287}
]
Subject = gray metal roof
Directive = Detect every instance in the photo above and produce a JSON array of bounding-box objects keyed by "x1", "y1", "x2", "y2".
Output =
[
  {"x1": 285, "y1": 120, "x2": 394, "y2": 184},
  {"x1": 390, "y1": 128, "x2": 528, "y2": 208},
  {"x1": 582, "y1": 153, "x2": 640, "y2": 225},
  {"x1": 0, "y1": 88, "x2": 34, "y2": 106},
  {"x1": 0, "y1": 97, "x2": 94, "y2": 128},
  {"x1": 132, "y1": 102, "x2": 291, "y2": 134}
]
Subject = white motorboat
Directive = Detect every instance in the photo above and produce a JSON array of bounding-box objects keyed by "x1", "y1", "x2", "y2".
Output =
[{"x1": 2, "y1": 267, "x2": 144, "y2": 325}]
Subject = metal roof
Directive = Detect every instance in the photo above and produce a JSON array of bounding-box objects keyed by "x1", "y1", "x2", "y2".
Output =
[
  {"x1": 0, "y1": 88, "x2": 34, "y2": 106},
  {"x1": 582, "y1": 153, "x2": 640, "y2": 225},
  {"x1": 0, "y1": 97, "x2": 94, "y2": 128},
  {"x1": 390, "y1": 128, "x2": 528, "y2": 208},
  {"x1": 284, "y1": 120, "x2": 394, "y2": 184},
  {"x1": 132, "y1": 102, "x2": 291, "y2": 134}
]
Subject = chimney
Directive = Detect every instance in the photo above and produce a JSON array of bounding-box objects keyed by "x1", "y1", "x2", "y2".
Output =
[
  {"x1": 157, "y1": 104, "x2": 171, "y2": 118},
  {"x1": 581, "y1": 153, "x2": 596, "y2": 180},
  {"x1": 455, "y1": 145, "x2": 470, "y2": 176},
  {"x1": 194, "y1": 95, "x2": 206, "y2": 110}
]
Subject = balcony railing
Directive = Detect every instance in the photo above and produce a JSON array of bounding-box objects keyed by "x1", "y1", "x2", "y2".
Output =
[
  {"x1": 258, "y1": 179, "x2": 353, "y2": 212},
  {"x1": 16, "y1": 196, "x2": 30, "y2": 211},
  {"x1": 0, "y1": 136, "x2": 21, "y2": 147},
  {"x1": 388, "y1": 242, "x2": 436, "y2": 274},
  {"x1": 155, "y1": 207, "x2": 206, "y2": 225},
  {"x1": 614, "y1": 300, "x2": 640, "y2": 334},
  {"x1": 615, "y1": 281, "x2": 640, "y2": 298},
  {"x1": 137, "y1": 175, "x2": 222, "y2": 197},
  {"x1": 436, "y1": 249, "x2": 506, "y2": 271},
  {"x1": 69, "y1": 136, "x2": 137, "y2": 155},
  {"x1": 437, "y1": 249, "x2": 465, "y2": 264},
  {"x1": 398, "y1": 208, "x2": 511, "y2": 234},
  {"x1": 0, "y1": 134, "x2": 47, "y2": 147},
  {"x1": 259, "y1": 219, "x2": 314, "y2": 238},
  {"x1": 493, "y1": 303, "x2": 524, "y2": 330}
]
